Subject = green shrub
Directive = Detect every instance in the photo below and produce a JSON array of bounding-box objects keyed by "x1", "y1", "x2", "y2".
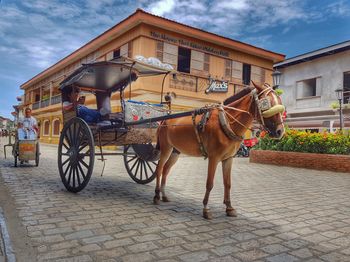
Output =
[{"x1": 256, "y1": 129, "x2": 350, "y2": 155}]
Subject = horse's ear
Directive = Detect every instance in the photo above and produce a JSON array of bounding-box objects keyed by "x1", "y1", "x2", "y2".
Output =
[{"x1": 251, "y1": 81, "x2": 263, "y2": 91}]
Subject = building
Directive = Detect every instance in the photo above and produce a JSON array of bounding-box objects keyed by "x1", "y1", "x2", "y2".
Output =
[
  {"x1": 20, "y1": 9, "x2": 284, "y2": 144},
  {"x1": 275, "y1": 40, "x2": 350, "y2": 131}
]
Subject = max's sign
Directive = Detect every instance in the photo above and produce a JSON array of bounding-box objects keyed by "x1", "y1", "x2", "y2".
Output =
[{"x1": 205, "y1": 78, "x2": 228, "y2": 94}]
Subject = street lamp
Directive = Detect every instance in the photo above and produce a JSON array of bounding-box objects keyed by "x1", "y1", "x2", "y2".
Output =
[
  {"x1": 335, "y1": 88, "x2": 344, "y2": 131},
  {"x1": 272, "y1": 70, "x2": 282, "y2": 89}
]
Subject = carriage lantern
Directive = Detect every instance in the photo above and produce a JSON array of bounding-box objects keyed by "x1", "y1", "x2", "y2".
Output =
[{"x1": 272, "y1": 70, "x2": 282, "y2": 89}]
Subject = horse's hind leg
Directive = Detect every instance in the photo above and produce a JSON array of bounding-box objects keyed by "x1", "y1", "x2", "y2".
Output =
[
  {"x1": 203, "y1": 158, "x2": 219, "y2": 219},
  {"x1": 161, "y1": 151, "x2": 180, "y2": 202},
  {"x1": 154, "y1": 145, "x2": 173, "y2": 205},
  {"x1": 222, "y1": 157, "x2": 237, "y2": 217}
]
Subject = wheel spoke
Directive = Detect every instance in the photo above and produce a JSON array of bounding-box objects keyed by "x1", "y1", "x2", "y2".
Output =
[
  {"x1": 62, "y1": 141, "x2": 69, "y2": 151},
  {"x1": 127, "y1": 155, "x2": 137, "y2": 163},
  {"x1": 134, "y1": 161, "x2": 141, "y2": 178},
  {"x1": 145, "y1": 160, "x2": 155, "y2": 174},
  {"x1": 144, "y1": 161, "x2": 150, "y2": 179},
  {"x1": 67, "y1": 166, "x2": 73, "y2": 185},
  {"x1": 77, "y1": 162, "x2": 86, "y2": 180},
  {"x1": 65, "y1": 133, "x2": 72, "y2": 147},
  {"x1": 62, "y1": 157, "x2": 70, "y2": 166},
  {"x1": 63, "y1": 162, "x2": 72, "y2": 177},
  {"x1": 79, "y1": 159, "x2": 90, "y2": 169},
  {"x1": 72, "y1": 166, "x2": 76, "y2": 188},
  {"x1": 140, "y1": 161, "x2": 143, "y2": 181},
  {"x1": 129, "y1": 158, "x2": 139, "y2": 173},
  {"x1": 75, "y1": 166, "x2": 81, "y2": 186}
]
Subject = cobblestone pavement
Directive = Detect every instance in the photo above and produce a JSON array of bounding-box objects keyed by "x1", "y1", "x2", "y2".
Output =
[{"x1": 1, "y1": 140, "x2": 350, "y2": 262}]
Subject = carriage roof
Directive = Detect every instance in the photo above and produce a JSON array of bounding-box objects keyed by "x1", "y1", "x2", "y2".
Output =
[{"x1": 59, "y1": 57, "x2": 174, "y2": 93}]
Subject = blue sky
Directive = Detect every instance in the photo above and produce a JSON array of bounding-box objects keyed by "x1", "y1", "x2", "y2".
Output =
[{"x1": 0, "y1": 0, "x2": 349, "y2": 119}]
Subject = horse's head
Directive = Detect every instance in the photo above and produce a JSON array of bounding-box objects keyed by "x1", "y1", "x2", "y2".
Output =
[{"x1": 251, "y1": 82, "x2": 285, "y2": 139}]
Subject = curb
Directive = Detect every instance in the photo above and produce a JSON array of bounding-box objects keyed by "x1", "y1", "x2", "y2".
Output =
[{"x1": 0, "y1": 208, "x2": 15, "y2": 262}]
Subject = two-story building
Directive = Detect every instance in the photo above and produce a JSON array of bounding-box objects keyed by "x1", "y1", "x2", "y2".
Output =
[
  {"x1": 275, "y1": 40, "x2": 350, "y2": 131},
  {"x1": 20, "y1": 9, "x2": 284, "y2": 144}
]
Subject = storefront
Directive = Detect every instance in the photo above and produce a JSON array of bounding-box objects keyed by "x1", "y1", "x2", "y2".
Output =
[{"x1": 20, "y1": 9, "x2": 284, "y2": 144}]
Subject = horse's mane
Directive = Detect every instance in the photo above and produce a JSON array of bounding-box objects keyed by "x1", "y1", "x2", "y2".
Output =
[{"x1": 223, "y1": 87, "x2": 251, "y2": 106}]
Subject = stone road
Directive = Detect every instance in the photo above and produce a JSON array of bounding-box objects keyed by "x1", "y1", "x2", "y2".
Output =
[{"x1": 0, "y1": 140, "x2": 350, "y2": 261}]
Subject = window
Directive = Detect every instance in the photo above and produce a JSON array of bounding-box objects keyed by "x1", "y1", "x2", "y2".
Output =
[
  {"x1": 298, "y1": 78, "x2": 316, "y2": 98},
  {"x1": 52, "y1": 119, "x2": 60, "y2": 136},
  {"x1": 225, "y1": 59, "x2": 232, "y2": 80},
  {"x1": 177, "y1": 47, "x2": 191, "y2": 73},
  {"x1": 204, "y1": 54, "x2": 210, "y2": 73},
  {"x1": 242, "y1": 64, "x2": 251, "y2": 85},
  {"x1": 344, "y1": 72, "x2": 350, "y2": 104},
  {"x1": 113, "y1": 49, "x2": 120, "y2": 59},
  {"x1": 43, "y1": 120, "x2": 50, "y2": 136}
]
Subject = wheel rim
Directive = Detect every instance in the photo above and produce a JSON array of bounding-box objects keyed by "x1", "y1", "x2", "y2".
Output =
[
  {"x1": 124, "y1": 145, "x2": 157, "y2": 184},
  {"x1": 58, "y1": 118, "x2": 94, "y2": 192}
]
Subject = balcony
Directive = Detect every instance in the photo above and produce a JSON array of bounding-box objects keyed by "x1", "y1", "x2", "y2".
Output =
[
  {"x1": 51, "y1": 94, "x2": 61, "y2": 105},
  {"x1": 41, "y1": 98, "x2": 50, "y2": 108}
]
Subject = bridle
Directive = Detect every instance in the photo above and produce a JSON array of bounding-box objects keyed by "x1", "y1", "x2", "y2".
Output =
[{"x1": 223, "y1": 84, "x2": 285, "y2": 133}]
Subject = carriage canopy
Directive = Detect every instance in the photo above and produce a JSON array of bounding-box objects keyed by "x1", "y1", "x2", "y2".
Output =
[{"x1": 59, "y1": 57, "x2": 174, "y2": 93}]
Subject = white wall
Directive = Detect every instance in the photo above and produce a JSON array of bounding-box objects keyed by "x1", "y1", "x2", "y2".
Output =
[{"x1": 279, "y1": 49, "x2": 350, "y2": 113}]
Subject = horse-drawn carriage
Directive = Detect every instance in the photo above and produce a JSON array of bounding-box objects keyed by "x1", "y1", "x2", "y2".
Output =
[
  {"x1": 58, "y1": 57, "x2": 207, "y2": 192},
  {"x1": 58, "y1": 56, "x2": 286, "y2": 219}
]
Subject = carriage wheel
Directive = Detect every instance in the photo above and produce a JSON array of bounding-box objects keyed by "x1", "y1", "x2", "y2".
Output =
[
  {"x1": 58, "y1": 118, "x2": 95, "y2": 193},
  {"x1": 123, "y1": 145, "x2": 158, "y2": 184},
  {"x1": 35, "y1": 143, "x2": 40, "y2": 167},
  {"x1": 13, "y1": 145, "x2": 18, "y2": 167}
]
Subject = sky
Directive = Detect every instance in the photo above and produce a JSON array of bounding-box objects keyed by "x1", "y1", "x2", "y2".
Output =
[{"x1": 0, "y1": 0, "x2": 349, "y2": 119}]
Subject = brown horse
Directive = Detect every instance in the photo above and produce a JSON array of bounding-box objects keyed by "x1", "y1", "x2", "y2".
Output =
[{"x1": 153, "y1": 82, "x2": 285, "y2": 219}]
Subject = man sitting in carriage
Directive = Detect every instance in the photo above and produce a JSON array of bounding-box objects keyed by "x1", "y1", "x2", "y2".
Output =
[
  {"x1": 61, "y1": 86, "x2": 110, "y2": 124},
  {"x1": 17, "y1": 107, "x2": 38, "y2": 140}
]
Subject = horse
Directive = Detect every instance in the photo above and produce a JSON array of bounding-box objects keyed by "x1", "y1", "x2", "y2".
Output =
[{"x1": 153, "y1": 82, "x2": 285, "y2": 219}]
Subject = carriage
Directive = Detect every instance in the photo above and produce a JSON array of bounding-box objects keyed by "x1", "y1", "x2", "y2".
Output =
[
  {"x1": 58, "y1": 57, "x2": 207, "y2": 193},
  {"x1": 3, "y1": 114, "x2": 40, "y2": 167}
]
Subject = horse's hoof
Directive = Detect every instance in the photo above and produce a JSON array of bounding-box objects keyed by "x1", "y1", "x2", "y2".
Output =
[
  {"x1": 153, "y1": 196, "x2": 160, "y2": 205},
  {"x1": 162, "y1": 196, "x2": 170, "y2": 202},
  {"x1": 203, "y1": 209, "x2": 212, "y2": 220},
  {"x1": 226, "y1": 208, "x2": 237, "y2": 217}
]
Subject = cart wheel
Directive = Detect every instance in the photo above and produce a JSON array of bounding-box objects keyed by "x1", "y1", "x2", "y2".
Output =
[
  {"x1": 123, "y1": 145, "x2": 158, "y2": 184},
  {"x1": 35, "y1": 143, "x2": 40, "y2": 167},
  {"x1": 14, "y1": 154, "x2": 17, "y2": 167},
  {"x1": 58, "y1": 118, "x2": 95, "y2": 193}
]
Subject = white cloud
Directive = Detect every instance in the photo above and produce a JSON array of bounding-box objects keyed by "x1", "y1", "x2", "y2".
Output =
[{"x1": 148, "y1": 0, "x2": 176, "y2": 16}]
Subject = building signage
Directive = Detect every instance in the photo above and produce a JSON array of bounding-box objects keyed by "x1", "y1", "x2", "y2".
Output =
[
  {"x1": 150, "y1": 31, "x2": 229, "y2": 57},
  {"x1": 205, "y1": 78, "x2": 228, "y2": 94}
]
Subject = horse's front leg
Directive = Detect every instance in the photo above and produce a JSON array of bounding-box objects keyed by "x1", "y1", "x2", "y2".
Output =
[
  {"x1": 222, "y1": 157, "x2": 237, "y2": 217},
  {"x1": 160, "y1": 151, "x2": 179, "y2": 202},
  {"x1": 203, "y1": 158, "x2": 219, "y2": 220},
  {"x1": 154, "y1": 146, "x2": 173, "y2": 205}
]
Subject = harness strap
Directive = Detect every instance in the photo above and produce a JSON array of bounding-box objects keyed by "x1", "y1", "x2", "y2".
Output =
[
  {"x1": 191, "y1": 113, "x2": 208, "y2": 159},
  {"x1": 218, "y1": 107, "x2": 244, "y2": 141}
]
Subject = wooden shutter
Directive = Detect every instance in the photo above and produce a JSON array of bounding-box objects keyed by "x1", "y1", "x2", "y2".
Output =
[
  {"x1": 225, "y1": 59, "x2": 232, "y2": 80},
  {"x1": 120, "y1": 43, "x2": 128, "y2": 57},
  {"x1": 163, "y1": 42, "x2": 178, "y2": 69},
  {"x1": 203, "y1": 54, "x2": 210, "y2": 74},
  {"x1": 232, "y1": 61, "x2": 242, "y2": 83},
  {"x1": 156, "y1": 41, "x2": 163, "y2": 61}
]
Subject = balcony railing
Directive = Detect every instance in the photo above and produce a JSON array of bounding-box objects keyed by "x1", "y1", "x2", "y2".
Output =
[
  {"x1": 51, "y1": 94, "x2": 61, "y2": 105},
  {"x1": 41, "y1": 98, "x2": 50, "y2": 108},
  {"x1": 32, "y1": 101, "x2": 40, "y2": 110}
]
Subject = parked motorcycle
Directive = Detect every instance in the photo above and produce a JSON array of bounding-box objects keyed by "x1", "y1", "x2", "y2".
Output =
[{"x1": 235, "y1": 143, "x2": 250, "y2": 157}]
